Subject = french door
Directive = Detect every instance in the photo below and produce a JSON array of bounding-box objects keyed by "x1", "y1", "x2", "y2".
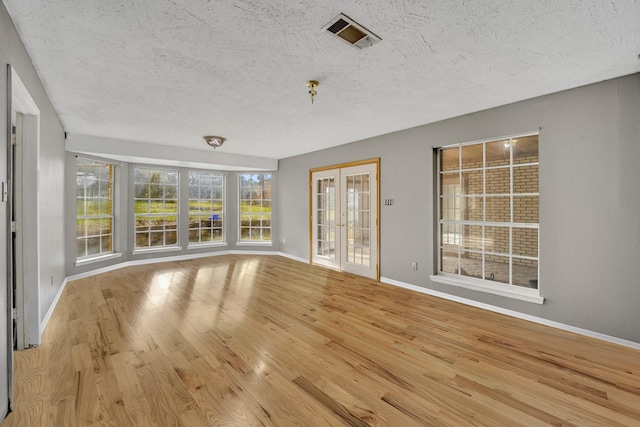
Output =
[{"x1": 310, "y1": 160, "x2": 378, "y2": 279}]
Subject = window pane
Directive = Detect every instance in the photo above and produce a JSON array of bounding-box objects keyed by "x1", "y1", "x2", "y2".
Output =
[
  {"x1": 440, "y1": 173, "x2": 459, "y2": 201},
  {"x1": 86, "y1": 237, "x2": 101, "y2": 256},
  {"x1": 134, "y1": 184, "x2": 149, "y2": 199},
  {"x1": 165, "y1": 231, "x2": 177, "y2": 246},
  {"x1": 485, "y1": 226, "x2": 509, "y2": 255},
  {"x1": 101, "y1": 235, "x2": 112, "y2": 253},
  {"x1": 77, "y1": 219, "x2": 87, "y2": 238},
  {"x1": 461, "y1": 170, "x2": 483, "y2": 195},
  {"x1": 98, "y1": 198, "x2": 112, "y2": 215},
  {"x1": 484, "y1": 254, "x2": 509, "y2": 284},
  {"x1": 462, "y1": 197, "x2": 483, "y2": 221},
  {"x1": 462, "y1": 225, "x2": 483, "y2": 251},
  {"x1": 99, "y1": 182, "x2": 110, "y2": 198},
  {"x1": 441, "y1": 223, "x2": 460, "y2": 250},
  {"x1": 441, "y1": 195, "x2": 459, "y2": 221},
  {"x1": 440, "y1": 147, "x2": 459, "y2": 171},
  {"x1": 513, "y1": 259, "x2": 538, "y2": 288},
  {"x1": 101, "y1": 218, "x2": 112, "y2": 235},
  {"x1": 164, "y1": 201, "x2": 178, "y2": 213},
  {"x1": 486, "y1": 168, "x2": 510, "y2": 194},
  {"x1": 461, "y1": 144, "x2": 482, "y2": 169},
  {"x1": 513, "y1": 228, "x2": 538, "y2": 257},
  {"x1": 513, "y1": 135, "x2": 539, "y2": 164},
  {"x1": 136, "y1": 217, "x2": 149, "y2": 232},
  {"x1": 514, "y1": 196, "x2": 539, "y2": 223},
  {"x1": 136, "y1": 232, "x2": 149, "y2": 247},
  {"x1": 460, "y1": 254, "x2": 482, "y2": 279},
  {"x1": 76, "y1": 238, "x2": 86, "y2": 259},
  {"x1": 486, "y1": 140, "x2": 510, "y2": 167},
  {"x1": 76, "y1": 198, "x2": 85, "y2": 216},
  {"x1": 441, "y1": 250, "x2": 458, "y2": 274},
  {"x1": 514, "y1": 165, "x2": 539, "y2": 194},
  {"x1": 149, "y1": 232, "x2": 164, "y2": 246},
  {"x1": 485, "y1": 197, "x2": 510, "y2": 222}
]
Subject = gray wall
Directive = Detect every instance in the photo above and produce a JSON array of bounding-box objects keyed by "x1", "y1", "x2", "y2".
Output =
[
  {"x1": 1, "y1": 3, "x2": 66, "y2": 338},
  {"x1": 65, "y1": 157, "x2": 280, "y2": 277},
  {"x1": 279, "y1": 73, "x2": 640, "y2": 344},
  {"x1": 0, "y1": 3, "x2": 65, "y2": 416}
]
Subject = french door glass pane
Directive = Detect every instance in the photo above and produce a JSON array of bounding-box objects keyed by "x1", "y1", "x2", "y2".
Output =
[
  {"x1": 345, "y1": 173, "x2": 370, "y2": 267},
  {"x1": 315, "y1": 177, "x2": 335, "y2": 259}
]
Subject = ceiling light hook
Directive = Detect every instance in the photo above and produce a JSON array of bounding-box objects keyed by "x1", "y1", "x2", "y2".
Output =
[{"x1": 307, "y1": 80, "x2": 319, "y2": 104}]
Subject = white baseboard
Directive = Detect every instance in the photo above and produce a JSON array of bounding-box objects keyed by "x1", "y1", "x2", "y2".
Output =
[
  {"x1": 380, "y1": 276, "x2": 640, "y2": 351},
  {"x1": 277, "y1": 252, "x2": 309, "y2": 264},
  {"x1": 40, "y1": 278, "x2": 69, "y2": 337}
]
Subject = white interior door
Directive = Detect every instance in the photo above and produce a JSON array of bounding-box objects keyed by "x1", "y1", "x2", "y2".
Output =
[{"x1": 311, "y1": 162, "x2": 378, "y2": 280}]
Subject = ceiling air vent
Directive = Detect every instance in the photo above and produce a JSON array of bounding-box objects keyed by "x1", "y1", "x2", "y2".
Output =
[{"x1": 323, "y1": 13, "x2": 381, "y2": 49}]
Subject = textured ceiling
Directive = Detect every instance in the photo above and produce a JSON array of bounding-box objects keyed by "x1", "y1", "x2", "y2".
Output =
[{"x1": 4, "y1": 0, "x2": 640, "y2": 160}]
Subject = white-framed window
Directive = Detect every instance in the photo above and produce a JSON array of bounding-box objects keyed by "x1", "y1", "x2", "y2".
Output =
[
  {"x1": 188, "y1": 171, "x2": 225, "y2": 244},
  {"x1": 239, "y1": 173, "x2": 272, "y2": 242},
  {"x1": 76, "y1": 157, "x2": 114, "y2": 259},
  {"x1": 435, "y1": 133, "x2": 540, "y2": 298},
  {"x1": 133, "y1": 166, "x2": 179, "y2": 248}
]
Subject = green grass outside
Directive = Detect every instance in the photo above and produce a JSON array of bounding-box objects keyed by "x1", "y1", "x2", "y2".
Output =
[{"x1": 79, "y1": 200, "x2": 271, "y2": 230}]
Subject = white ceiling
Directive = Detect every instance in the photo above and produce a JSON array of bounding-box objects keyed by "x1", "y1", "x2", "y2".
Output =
[{"x1": 5, "y1": 0, "x2": 640, "y2": 160}]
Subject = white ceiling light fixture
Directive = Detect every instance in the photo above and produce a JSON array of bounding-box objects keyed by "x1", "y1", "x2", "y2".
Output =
[
  {"x1": 322, "y1": 13, "x2": 381, "y2": 49},
  {"x1": 203, "y1": 135, "x2": 226, "y2": 148}
]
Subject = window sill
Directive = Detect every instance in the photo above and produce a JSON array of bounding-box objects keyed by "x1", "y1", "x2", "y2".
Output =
[
  {"x1": 430, "y1": 274, "x2": 544, "y2": 304},
  {"x1": 75, "y1": 252, "x2": 123, "y2": 267},
  {"x1": 236, "y1": 241, "x2": 273, "y2": 247},
  {"x1": 187, "y1": 242, "x2": 228, "y2": 250},
  {"x1": 132, "y1": 246, "x2": 183, "y2": 255}
]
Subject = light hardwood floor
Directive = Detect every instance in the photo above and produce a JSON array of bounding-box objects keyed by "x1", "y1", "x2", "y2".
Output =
[{"x1": 3, "y1": 255, "x2": 640, "y2": 426}]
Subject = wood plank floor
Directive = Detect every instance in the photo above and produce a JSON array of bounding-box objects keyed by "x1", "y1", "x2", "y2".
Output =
[{"x1": 3, "y1": 255, "x2": 640, "y2": 426}]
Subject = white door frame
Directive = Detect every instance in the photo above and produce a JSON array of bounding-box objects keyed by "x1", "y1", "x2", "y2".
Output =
[
  {"x1": 9, "y1": 66, "x2": 41, "y2": 350},
  {"x1": 309, "y1": 159, "x2": 379, "y2": 280}
]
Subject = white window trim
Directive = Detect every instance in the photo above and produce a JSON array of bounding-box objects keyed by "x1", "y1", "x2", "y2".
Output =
[
  {"x1": 187, "y1": 242, "x2": 228, "y2": 250},
  {"x1": 435, "y1": 131, "x2": 541, "y2": 303},
  {"x1": 235, "y1": 241, "x2": 273, "y2": 247},
  {"x1": 75, "y1": 252, "x2": 123, "y2": 267},
  {"x1": 430, "y1": 274, "x2": 544, "y2": 304},
  {"x1": 132, "y1": 245, "x2": 182, "y2": 255}
]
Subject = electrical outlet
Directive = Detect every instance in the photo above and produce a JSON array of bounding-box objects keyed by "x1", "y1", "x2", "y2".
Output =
[
  {"x1": 282, "y1": 237, "x2": 286, "y2": 245},
  {"x1": 50, "y1": 273, "x2": 54, "y2": 286},
  {"x1": 411, "y1": 262, "x2": 418, "y2": 271}
]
